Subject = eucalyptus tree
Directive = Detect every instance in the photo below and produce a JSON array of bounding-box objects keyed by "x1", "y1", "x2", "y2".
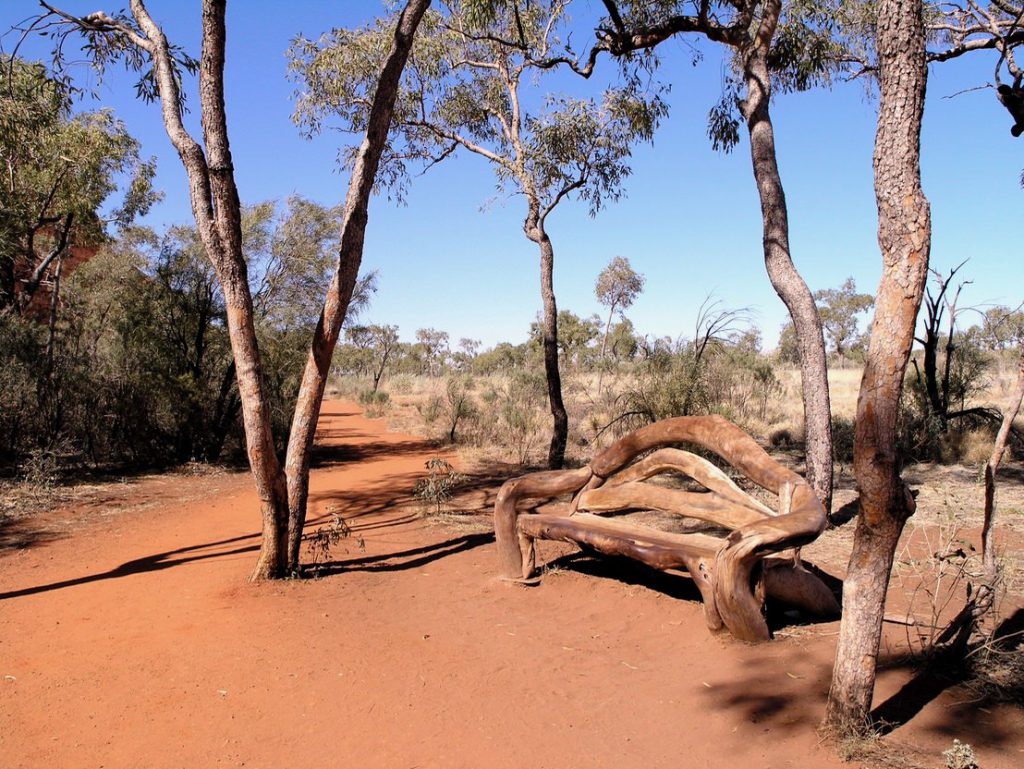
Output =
[
  {"x1": 980, "y1": 305, "x2": 1024, "y2": 350},
  {"x1": 415, "y1": 327, "x2": 450, "y2": 376},
  {"x1": 521, "y1": 0, "x2": 837, "y2": 509},
  {"x1": 813, "y1": 277, "x2": 873, "y2": 362},
  {"x1": 344, "y1": 324, "x2": 400, "y2": 391},
  {"x1": 289, "y1": 0, "x2": 664, "y2": 468},
  {"x1": 30, "y1": 0, "x2": 433, "y2": 579},
  {"x1": 812, "y1": 0, "x2": 1024, "y2": 731},
  {"x1": 595, "y1": 255, "x2": 644, "y2": 389},
  {"x1": 0, "y1": 56, "x2": 157, "y2": 315},
  {"x1": 822, "y1": 0, "x2": 933, "y2": 733}
]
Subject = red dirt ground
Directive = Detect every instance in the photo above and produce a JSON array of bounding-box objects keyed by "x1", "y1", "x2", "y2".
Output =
[{"x1": 2, "y1": 401, "x2": 1022, "y2": 769}]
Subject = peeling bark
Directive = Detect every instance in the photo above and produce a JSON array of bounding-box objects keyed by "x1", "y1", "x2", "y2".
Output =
[{"x1": 824, "y1": 0, "x2": 931, "y2": 733}]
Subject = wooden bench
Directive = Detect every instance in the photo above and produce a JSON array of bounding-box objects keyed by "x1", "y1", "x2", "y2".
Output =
[{"x1": 494, "y1": 415, "x2": 840, "y2": 642}]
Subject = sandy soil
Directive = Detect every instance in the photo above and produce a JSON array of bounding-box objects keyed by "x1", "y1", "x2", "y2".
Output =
[{"x1": 2, "y1": 401, "x2": 1022, "y2": 769}]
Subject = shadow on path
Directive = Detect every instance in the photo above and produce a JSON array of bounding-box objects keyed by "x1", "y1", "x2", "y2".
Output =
[
  {"x1": 313, "y1": 532, "x2": 494, "y2": 577},
  {"x1": 310, "y1": 438, "x2": 440, "y2": 468},
  {"x1": 869, "y1": 608, "x2": 1024, "y2": 746},
  {"x1": 0, "y1": 532, "x2": 260, "y2": 601}
]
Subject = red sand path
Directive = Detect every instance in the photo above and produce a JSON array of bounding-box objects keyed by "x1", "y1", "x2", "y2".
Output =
[{"x1": 2, "y1": 401, "x2": 1022, "y2": 768}]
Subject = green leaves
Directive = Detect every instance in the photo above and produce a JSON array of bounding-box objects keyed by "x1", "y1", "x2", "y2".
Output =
[
  {"x1": 706, "y1": 86, "x2": 741, "y2": 153},
  {"x1": 526, "y1": 87, "x2": 665, "y2": 216},
  {"x1": 1, "y1": 58, "x2": 158, "y2": 309},
  {"x1": 595, "y1": 256, "x2": 645, "y2": 315},
  {"x1": 813, "y1": 276, "x2": 874, "y2": 359},
  {"x1": 769, "y1": 0, "x2": 847, "y2": 93},
  {"x1": 287, "y1": 2, "x2": 665, "y2": 217}
]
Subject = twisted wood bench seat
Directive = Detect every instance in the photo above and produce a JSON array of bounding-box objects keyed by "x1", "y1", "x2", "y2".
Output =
[{"x1": 494, "y1": 415, "x2": 840, "y2": 642}]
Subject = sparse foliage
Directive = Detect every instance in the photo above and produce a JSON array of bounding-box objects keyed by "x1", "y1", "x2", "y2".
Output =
[
  {"x1": 1, "y1": 57, "x2": 158, "y2": 314},
  {"x1": 979, "y1": 305, "x2": 1024, "y2": 351},
  {"x1": 305, "y1": 512, "x2": 364, "y2": 575},
  {"x1": 595, "y1": 256, "x2": 644, "y2": 382},
  {"x1": 413, "y1": 456, "x2": 467, "y2": 516},
  {"x1": 290, "y1": 0, "x2": 664, "y2": 470}
]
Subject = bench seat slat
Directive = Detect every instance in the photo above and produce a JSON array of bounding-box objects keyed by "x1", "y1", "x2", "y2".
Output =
[{"x1": 518, "y1": 512, "x2": 721, "y2": 565}]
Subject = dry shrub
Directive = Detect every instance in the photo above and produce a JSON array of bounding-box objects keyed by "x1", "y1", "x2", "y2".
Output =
[
  {"x1": 939, "y1": 427, "x2": 996, "y2": 466},
  {"x1": 413, "y1": 457, "x2": 467, "y2": 516},
  {"x1": 768, "y1": 422, "x2": 804, "y2": 449},
  {"x1": 831, "y1": 416, "x2": 856, "y2": 463},
  {"x1": 942, "y1": 740, "x2": 979, "y2": 769},
  {"x1": 890, "y1": 521, "x2": 981, "y2": 656},
  {"x1": 357, "y1": 387, "x2": 390, "y2": 418},
  {"x1": 389, "y1": 374, "x2": 414, "y2": 394}
]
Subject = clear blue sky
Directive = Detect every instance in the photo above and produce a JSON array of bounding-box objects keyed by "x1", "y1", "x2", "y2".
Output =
[{"x1": 4, "y1": 1, "x2": 1021, "y2": 349}]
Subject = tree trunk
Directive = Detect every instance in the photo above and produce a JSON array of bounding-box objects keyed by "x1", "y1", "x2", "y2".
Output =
[
  {"x1": 738, "y1": 5, "x2": 833, "y2": 513},
  {"x1": 18, "y1": 212, "x2": 74, "y2": 317},
  {"x1": 824, "y1": 0, "x2": 930, "y2": 733},
  {"x1": 536, "y1": 228, "x2": 569, "y2": 469},
  {"x1": 824, "y1": 512, "x2": 905, "y2": 731},
  {"x1": 218, "y1": 263, "x2": 291, "y2": 581},
  {"x1": 284, "y1": 0, "x2": 432, "y2": 570},
  {"x1": 596, "y1": 305, "x2": 615, "y2": 394},
  {"x1": 43, "y1": 251, "x2": 64, "y2": 377},
  {"x1": 977, "y1": 348, "x2": 1024, "y2": 614},
  {"x1": 122, "y1": 0, "x2": 292, "y2": 579},
  {"x1": 920, "y1": 322, "x2": 944, "y2": 417}
]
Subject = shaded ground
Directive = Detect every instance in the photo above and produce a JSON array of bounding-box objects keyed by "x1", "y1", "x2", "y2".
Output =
[{"x1": 2, "y1": 401, "x2": 1022, "y2": 769}]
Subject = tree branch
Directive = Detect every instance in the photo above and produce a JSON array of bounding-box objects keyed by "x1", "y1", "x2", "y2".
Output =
[
  {"x1": 539, "y1": 175, "x2": 586, "y2": 225},
  {"x1": 406, "y1": 120, "x2": 512, "y2": 169}
]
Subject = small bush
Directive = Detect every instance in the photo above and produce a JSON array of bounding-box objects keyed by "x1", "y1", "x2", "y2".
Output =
[
  {"x1": 940, "y1": 427, "x2": 994, "y2": 466},
  {"x1": 501, "y1": 373, "x2": 544, "y2": 463},
  {"x1": 832, "y1": 416, "x2": 855, "y2": 463},
  {"x1": 417, "y1": 394, "x2": 444, "y2": 425},
  {"x1": 357, "y1": 388, "x2": 390, "y2": 417},
  {"x1": 443, "y1": 377, "x2": 476, "y2": 443},
  {"x1": 413, "y1": 457, "x2": 467, "y2": 516},
  {"x1": 305, "y1": 512, "x2": 364, "y2": 575},
  {"x1": 942, "y1": 739, "x2": 978, "y2": 769},
  {"x1": 769, "y1": 424, "x2": 803, "y2": 449}
]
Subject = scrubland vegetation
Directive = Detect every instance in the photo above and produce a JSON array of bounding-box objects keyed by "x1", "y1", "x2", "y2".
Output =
[
  {"x1": 325, "y1": 303, "x2": 1024, "y2": 473},
  {"x1": 4, "y1": 0, "x2": 1024, "y2": 758}
]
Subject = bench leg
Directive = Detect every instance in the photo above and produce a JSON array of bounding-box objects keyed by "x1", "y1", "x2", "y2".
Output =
[
  {"x1": 681, "y1": 554, "x2": 723, "y2": 632},
  {"x1": 495, "y1": 487, "x2": 524, "y2": 579},
  {"x1": 714, "y1": 543, "x2": 771, "y2": 642},
  {"x1": 518, "y1": 530, "x2": 536, "y2": 580}
]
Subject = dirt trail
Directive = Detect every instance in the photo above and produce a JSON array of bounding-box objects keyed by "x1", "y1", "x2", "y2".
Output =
[{"x1": 2, "y1": 401, "x2": 1021, "y2": 769}]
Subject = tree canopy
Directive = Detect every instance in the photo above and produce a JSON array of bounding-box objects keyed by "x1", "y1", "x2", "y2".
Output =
[{"x1": 1, "y1": 57, "x2": 158, "y2": 312}]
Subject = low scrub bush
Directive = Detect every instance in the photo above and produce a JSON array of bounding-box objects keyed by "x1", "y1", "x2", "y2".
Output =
[
  {"x1": 358, "y1": 388, "x2": 391, "y2": 417},
  {"x1": 413, "y1": 457, "x2": 467, "y2": 516},
  {"x1": 831, "y1": 416, "x2": 855, "y2": 464}
]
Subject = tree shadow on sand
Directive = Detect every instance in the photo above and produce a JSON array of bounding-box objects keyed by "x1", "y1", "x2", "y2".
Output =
[
  {"x1": 309, "y1": 532, "x2": 494, "y2": 577},
  {"x1": 0, "y1": 531, "x2": 262, "y2": 601},
  {"x1": 870, "y1": 608, "x2": 1024, "y2": 744}
]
